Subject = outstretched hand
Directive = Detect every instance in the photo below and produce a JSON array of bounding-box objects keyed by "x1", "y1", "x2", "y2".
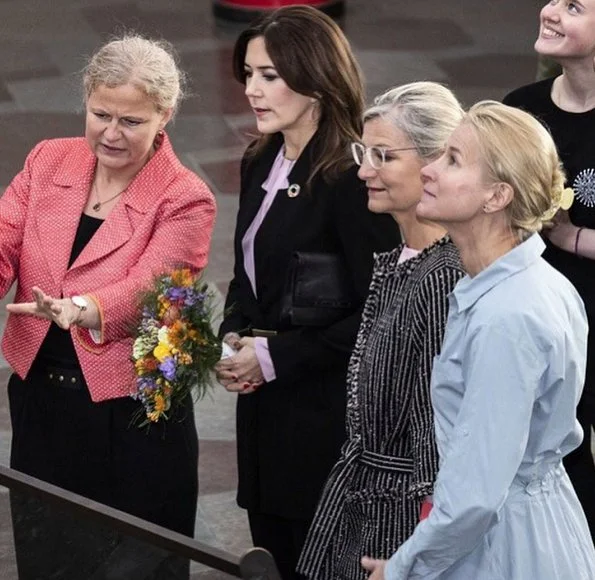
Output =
[{"x1": 6, "y1": 286, "x2": 80, "y2": 330}]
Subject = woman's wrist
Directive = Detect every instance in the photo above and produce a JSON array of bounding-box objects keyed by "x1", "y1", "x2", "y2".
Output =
[
  {"x1": 574, "y1": 226, "x2": 585, "y2": 256},
  {"x1": 69, "y1": 294, "x2": 100, "y2": 329},
  {"x1": 70, "y1": 295, "x2": 88, "y2": 325},
  {"x1": 556, "y1": 223, "x2": 581, "y2": 254}
]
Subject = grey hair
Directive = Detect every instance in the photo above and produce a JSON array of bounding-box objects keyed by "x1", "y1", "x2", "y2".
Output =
[
  {"x1": 363, "y1": 81, "x2": 464, "y2": 161},
  {"x1": 83, "y1": 34, "x2": 186, "y2": 118}
]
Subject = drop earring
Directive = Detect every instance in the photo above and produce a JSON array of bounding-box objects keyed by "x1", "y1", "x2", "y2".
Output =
[{"x1": 153, "y1": 129, "x2": 165, "y2": 149}]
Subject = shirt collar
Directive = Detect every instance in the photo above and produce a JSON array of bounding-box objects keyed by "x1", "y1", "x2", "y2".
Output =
[{"x1": 451, "y1": 233, "x2": 545, "y2": 313}]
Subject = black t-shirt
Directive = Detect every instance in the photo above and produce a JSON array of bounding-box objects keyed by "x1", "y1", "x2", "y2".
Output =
[
  {"x1": 35, "y1": 213, "x2": 104, "y2": 368},
  {"x1": 504, "y1": 78, "x2": 595, "y2": 319}
]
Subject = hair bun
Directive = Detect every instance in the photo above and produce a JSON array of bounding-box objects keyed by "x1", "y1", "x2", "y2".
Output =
[{"x1": 540, "y1": 162, "x2": 568, "y2": 223}]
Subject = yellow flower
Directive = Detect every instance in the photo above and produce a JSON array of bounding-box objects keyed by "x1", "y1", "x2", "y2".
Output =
[
  {"x1": 158, "y1": 297, "x2": 172, "y2": 318},
  {"x1": 147, "y1": 410, "x2": 162, "y2": 422},
  {"x1": 171, "y1": 268, "x2": 195, "y2": 287},
  {"x1": 153, "y1": 343, "x2": 171, "y2": 362}
]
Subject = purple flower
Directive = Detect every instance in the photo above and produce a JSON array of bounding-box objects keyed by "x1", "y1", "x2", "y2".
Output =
[
  {"x1": 158, "y1": 357, "x2": 177, "y2": 381},
  {"x1": 139, "y1": 377, "x2": 158, "y2": 391},
  {"x1": 183, "y1": 289, "x2": 197, "y2": 307},
  {"x1": 165, "y1": 287, "x2": 186, "y2": 301},
  {"x1": 132, "y1": 377, "x2": 158, "y2": 401}
]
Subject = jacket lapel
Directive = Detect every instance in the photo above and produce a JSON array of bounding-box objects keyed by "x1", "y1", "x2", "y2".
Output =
[
  {"x1": 252, "y1": 134, "x2": 318, "y2": 277},
  {"x1": 71, "y1": 134, "x2": 182, "y2": 271},
  {"x1": 34, "y1": 140, "x2": 95, "y2": 285},
  {"x1": 236, "y1": 134, "x2": 285, "y2": 240}
]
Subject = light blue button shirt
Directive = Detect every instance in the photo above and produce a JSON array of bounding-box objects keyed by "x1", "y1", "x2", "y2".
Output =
[{"x1": 385, "y1": 234, "x2": 595, "y2": 579}]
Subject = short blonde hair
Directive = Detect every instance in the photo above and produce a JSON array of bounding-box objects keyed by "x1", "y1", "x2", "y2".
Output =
[
  {"x1": 465, "y1": 101, "x2": 565, "y2": 238},
  {"x1": 363, "y1": 81, "x2": 464, "y2": 162},
  {"x1": 83, "y1": 34, "x2": 185, "y2": 117}
]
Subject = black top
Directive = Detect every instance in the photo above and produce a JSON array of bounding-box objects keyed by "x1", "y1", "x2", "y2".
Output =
[
  {"x1": 35, "y1": 213, "x2": 104, "y2": 368},
  {"x1": 504, "y1": 78, "x2": 595, "y2": 318}
]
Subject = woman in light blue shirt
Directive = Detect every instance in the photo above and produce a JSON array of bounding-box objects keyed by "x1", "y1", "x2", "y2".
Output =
[{"x1": 362, "y1": 101, "x2": 595, "y2": 579}]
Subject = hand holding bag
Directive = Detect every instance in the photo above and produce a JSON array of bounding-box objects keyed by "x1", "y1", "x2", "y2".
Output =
[{"x1": 279, "y1": 252, "x2": 358, "y2": 327}]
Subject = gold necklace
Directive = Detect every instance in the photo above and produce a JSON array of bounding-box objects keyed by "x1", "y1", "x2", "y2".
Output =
[{"x1": 92, "y1": 181, "x2": 127, "y2": 212}]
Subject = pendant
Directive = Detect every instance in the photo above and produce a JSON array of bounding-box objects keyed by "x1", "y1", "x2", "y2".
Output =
[
  {"x1": 92, "y1": 202, "x2": 101, "y2": 211},
  {"x1": 287, "y1": 184, "x2": 300, "y2": 198}
]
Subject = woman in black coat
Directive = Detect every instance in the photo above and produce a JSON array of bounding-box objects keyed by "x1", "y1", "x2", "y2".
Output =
[{"x1": 215, "y1": 6, "x2": 399, "y2": 579}]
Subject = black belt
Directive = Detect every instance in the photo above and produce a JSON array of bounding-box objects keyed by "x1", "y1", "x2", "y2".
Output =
[{"x1": 29, "y1": 364, "x2": 85, "y2": 390}]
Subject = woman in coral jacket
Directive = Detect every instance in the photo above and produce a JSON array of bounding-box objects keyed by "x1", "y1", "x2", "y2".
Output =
[{"x1": 3, "y1": 34, "x2": 215, "y2": 579}]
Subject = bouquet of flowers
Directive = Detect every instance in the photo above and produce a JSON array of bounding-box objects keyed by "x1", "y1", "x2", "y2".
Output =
[{"x1": 131, "y1": 267, "x2": 222, "y2": 426}]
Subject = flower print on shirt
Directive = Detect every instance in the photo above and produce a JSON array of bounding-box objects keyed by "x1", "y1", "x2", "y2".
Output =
[{"x1": 574, "y1": 168, "x2": 595, "y2": 208}]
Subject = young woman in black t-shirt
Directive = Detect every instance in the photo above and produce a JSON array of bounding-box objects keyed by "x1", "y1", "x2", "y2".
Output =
[{"x1": 503, "y1": 0, "x2": 595, "y2": 541}]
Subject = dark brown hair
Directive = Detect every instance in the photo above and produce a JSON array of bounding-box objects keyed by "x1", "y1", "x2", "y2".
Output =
[{"x1": 232, "y1": 5, "x2": 365, "y2": 185}]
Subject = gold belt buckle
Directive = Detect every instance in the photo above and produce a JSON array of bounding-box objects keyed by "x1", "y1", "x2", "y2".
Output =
[{"x1": 251, "y1": 328, "x2": 278, "y2": 338}]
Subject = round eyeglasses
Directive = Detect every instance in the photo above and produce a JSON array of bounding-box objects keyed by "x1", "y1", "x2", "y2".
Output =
[{"x1": 351, "y1": 142, "x2": 417, "y2": 170}]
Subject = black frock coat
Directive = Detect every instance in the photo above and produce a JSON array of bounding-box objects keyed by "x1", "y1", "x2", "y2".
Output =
[{"x1": 220, "y1": 132, "x2": 400, "y2": 519}]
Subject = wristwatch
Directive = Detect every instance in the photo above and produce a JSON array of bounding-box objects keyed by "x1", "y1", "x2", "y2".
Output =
[{"x1": 71, "y1": 295, "x2": 88, "y2": 324}]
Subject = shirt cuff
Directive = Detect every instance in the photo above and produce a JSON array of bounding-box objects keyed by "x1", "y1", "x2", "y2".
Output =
[
  {"x1": 254, "y1": 337, "x2": 276, "y2": 382},
  {"x1": 89, "y1": 328, "x2": 102, "y2": 344}
]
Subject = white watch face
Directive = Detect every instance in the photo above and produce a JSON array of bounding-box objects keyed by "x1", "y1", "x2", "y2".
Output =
[{"x1": 71, "y1": 295, "x2": 88, "y2": 310}]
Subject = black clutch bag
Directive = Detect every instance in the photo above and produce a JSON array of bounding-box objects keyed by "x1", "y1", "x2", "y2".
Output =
[{"x1": 280, "y1": 252, "x2": 358, "y2": 327}]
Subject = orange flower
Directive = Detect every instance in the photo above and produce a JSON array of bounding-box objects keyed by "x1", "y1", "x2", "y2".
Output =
[
  {"x1": 168, "y1": 320, "x2": 185, "y2": 347},
  {"x1": 168, "y1": 320, "x2": 199, "y2": 347},
  {"x1": 154, "y1": 393, "x2": 166, "y2": 413},
  {"x1": 135, "y1": 356, "x2": 159, "y2": 374},
  {"x1": 171, "y1": 268, "x2": 195, "y2": 287},
  {"x1": 177, "y1": 352, "x2": 193, "y2": 365}
]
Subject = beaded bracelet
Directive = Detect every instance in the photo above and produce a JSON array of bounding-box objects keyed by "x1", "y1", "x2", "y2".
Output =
[{"x1": 575, "y1": 227, "x2": 585, "y2": 255}]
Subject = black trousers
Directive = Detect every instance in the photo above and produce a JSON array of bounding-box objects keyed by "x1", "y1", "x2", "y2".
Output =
[
  {"x1": 8, "y1": 370, "x2": 199, "y2": 580},
  {"x1": 565, "y1": 388, "x2": 595, "y2": 542},
  {"x1": 248, "y1": 511, "x2": 311, "y2": 580}
]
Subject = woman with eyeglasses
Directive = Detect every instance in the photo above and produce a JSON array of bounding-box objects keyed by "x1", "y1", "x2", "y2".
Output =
[
  {"x1": 297, "y1": 82, "x2": 465, "y2": 580},
  {"x1": 362, "y1": 101, "x2": 595, "y2": 580},
  {"x1": 214, "y1": 6, "x2": 399, "y2": 578}
]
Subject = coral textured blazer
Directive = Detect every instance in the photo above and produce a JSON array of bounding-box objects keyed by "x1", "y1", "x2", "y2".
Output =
[{"x1": 0, "y1": 135, "x2": 216, "y2": 402}]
